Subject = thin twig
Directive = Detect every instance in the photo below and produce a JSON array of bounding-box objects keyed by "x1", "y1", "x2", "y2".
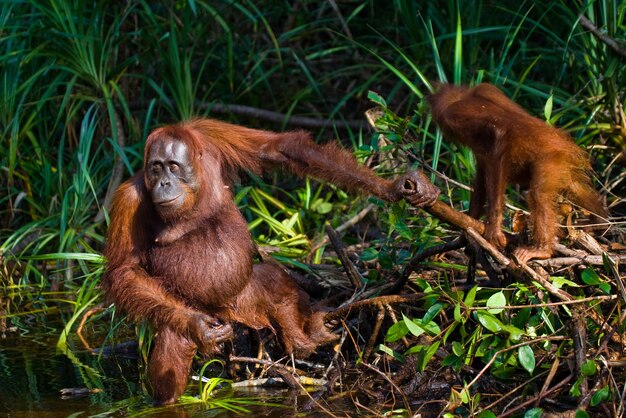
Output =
[
  {"x1": 199, "y1": 102, "x2": 367, "y2": 130},
  {"x1": 311, "y1": 204, "x2": 376, "y2": 253},
  {"x1": 326, "y1": 224, "x2": 363, "y2": 289},
  {"x1": 498, "y1": 375, "x2": 573, "y2": 418},
  {"x1": 467, "y1": 294, "x2": 616, "y2": 311},
  {"x1": 464, "y1": 336, "x2": 568, "y2": 393},
  {"x1": 229, "y1": 355, "x2": 299, "y2": 373},
  {"x1": 393, "y1": 236, "x2": 467, "y2": 293},
  {"x1": 360, "y1": 361, "x2": 411, "y2": 413},
  {"x1": 579, "y1": 15, "x2": 626, "y2": 59},
  {"x1": 536, "y1": 357, "x2": 560, "y2": 407},
  {"x1": 479, "y1": 369, "x2": 550, "y2": 412}
]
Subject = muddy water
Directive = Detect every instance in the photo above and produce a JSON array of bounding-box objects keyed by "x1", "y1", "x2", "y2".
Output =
[{"x1": 0, "y1": 328, "x2": 360, "y2": 417}]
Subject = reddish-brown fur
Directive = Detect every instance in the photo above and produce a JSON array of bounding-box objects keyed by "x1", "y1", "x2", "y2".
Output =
[
  {"x1": 102, "y1": 118, "x2": 439, "y2": 405},
  {"x1": 428, "y1": 83, "x2": 608, "y2": 262}
]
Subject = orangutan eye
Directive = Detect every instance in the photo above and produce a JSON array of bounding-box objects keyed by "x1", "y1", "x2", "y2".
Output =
[{"x1": 150, "y1": 163, "x2": 163, "y2": 175}]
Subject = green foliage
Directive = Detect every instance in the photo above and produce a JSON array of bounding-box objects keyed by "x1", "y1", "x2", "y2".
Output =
[{"x1": 1, "y1": 0, "x2": 624, "y2": 415}]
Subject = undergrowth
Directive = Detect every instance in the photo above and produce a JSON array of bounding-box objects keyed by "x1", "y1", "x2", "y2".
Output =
[{"x1": 1, "y1": 0, "x2": 625, "y2": 416}]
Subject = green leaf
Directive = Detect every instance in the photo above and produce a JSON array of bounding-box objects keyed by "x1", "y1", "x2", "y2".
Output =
[
  {"x1": 315, "y1": 201, "x2": 333, "y2": 214},
  {"x1": 544, "y1": 94, "x2": 553, "y2": 121},
  {"x1": 552, "y1": 276, "x2": 579, "y2": 288},
  {"x1": 502, "y1": 324, "x2": 525, "y2": 342},
  {"x1": 590, "y1": 386, "x2": 610, "y2": 407},
  {"x1": 454, "y1": 303, "x2": 462, "y2": 322},
  {"x1": 404, "y1": 344, "x2": 426, "y2": 356},
  {"x1": 359, "y1": 247, "x2": 379, "y2": 262},
  {"x1": 575, "y1": 410, "x2": 590, "y2": 418},
  {"x1": 405, "y1": 341, "x2": 441, "y2": 371},
  {"x1": 581, "y1": 267, "x2": 601, "y2": 285},
  {"x1": 402, "y1": 314, "x2": 426, "y2": 338},
  {"x1": 477, "y1": 412, "x2": 497, "y2": 418},
  {"x1": 475, "y1": 311, "x2": 505, "y2": 333},
  {"x1": 486, "y1": 291, "x2": 506, "y2": 314},
  {"x1": 367, "y1": 90, "x2": 387, "y2": 107},
  {"x1": 524, "y1": 407, "x2": 543, "y2": 418},
  {"x1": 599, "y1": 283, "x2": 612, "y2": 294},
  {"x1": 423, "y1": 303, "x2": 444, "y2": 324},
  {"x1": 376, "y1": 344, "x2": 405, "y2": 362},
  {"x1": 386, "y1": 321, "x2": 408, "y2": 342},
  {"x1": 459, "y1": 387, "x2": 471, "y2": 404},
  {"x1": 581, "y1": 360, "x2": 597, "y2": 377},
  {"x1": 464, "y1": 286, "x2": 477, "y2": 307},
  {"x1": 518, "y1": 345, "x2": 535, "y2": 374},
  {"x1": 570, "y1": 377, "x2": 583, "y2": 397},
  {"x1": 418, "y1": 318, "x2": 441, "y2": 335},
  {"x1": 442, "y1": 353, "x2": 461, "y2": 368},
  {"x1": 452, "y1": 341, "x2": 464, "y2": 357},
  {"x1": 423, "y1": 341, "x2": 440, "y2": 366}
]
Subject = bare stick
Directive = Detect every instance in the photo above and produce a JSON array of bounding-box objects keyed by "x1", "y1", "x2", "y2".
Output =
[
  {"x1": 326, "y1": 293, "x2": 425, "y2": 321},
  {"x1": 579, "y1": 15, "x2": 626, "y2": 59},
  {"x1": 326, "y1": 224, "x2": 363, "y2": 289},
  {"x1": 200, "y1": 102, "x2": 367, "y2": 130},
  {"x1": 363, "y1": 304, "x2": 385, "y2": 361}
]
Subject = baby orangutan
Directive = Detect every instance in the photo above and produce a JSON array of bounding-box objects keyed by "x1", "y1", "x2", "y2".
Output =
[{"x1": 428, "y1": 83, "x2": 608, "y2": 263}]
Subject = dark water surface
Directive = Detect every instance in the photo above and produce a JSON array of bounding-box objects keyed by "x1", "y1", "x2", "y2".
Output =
[
  {"x1": 0, "y1": 327, "x2": 138, "y2": 417},
  {"x1": 0, "y1": 327, "x2": 361, "y2": 417}
]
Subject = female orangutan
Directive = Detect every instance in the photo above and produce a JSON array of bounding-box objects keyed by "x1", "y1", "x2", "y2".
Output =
[{"x1": 102, "y1": 118, "x2": 439, "y2": 404}]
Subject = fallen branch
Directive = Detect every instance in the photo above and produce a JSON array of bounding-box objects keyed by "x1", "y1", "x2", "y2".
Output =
[
  {"x1": 571, "y1": 307, "x2": 589, "y2": 403},
  {"x1": 531, "y1": 254, "x2": 626, "y2": 269},
  {"x1": 325, "y1": 293, "x2": 425, "y2": 321},
  {"x1": 229, "y1": 376, "x2": 329, "y2": 388}
]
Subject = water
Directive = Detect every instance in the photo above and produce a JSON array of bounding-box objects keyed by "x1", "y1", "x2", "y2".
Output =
[
  {"x1": 0, "y1": 325, "x2": 361, "y2": 417},
  {"x1": 0, "y1": 325, "x2": 140, "y2": 417}
]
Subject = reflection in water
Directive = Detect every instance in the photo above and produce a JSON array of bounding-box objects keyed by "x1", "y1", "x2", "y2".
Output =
[
  {"x1": 0, "y1": 329, "x2": 356, "y2": 417},
  {"x1": 0, "y1": 329, "x2": 140, "y2": 417}
]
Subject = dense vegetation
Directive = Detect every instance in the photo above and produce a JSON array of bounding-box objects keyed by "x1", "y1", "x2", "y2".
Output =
[{"x1": 1, "y1": 0, "x2": 625, "y2": 416}]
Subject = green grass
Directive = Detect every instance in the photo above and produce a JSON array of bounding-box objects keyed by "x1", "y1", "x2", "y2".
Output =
[{"x1": 1, "y1": 0, "x2": 624, "y2": 415}]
